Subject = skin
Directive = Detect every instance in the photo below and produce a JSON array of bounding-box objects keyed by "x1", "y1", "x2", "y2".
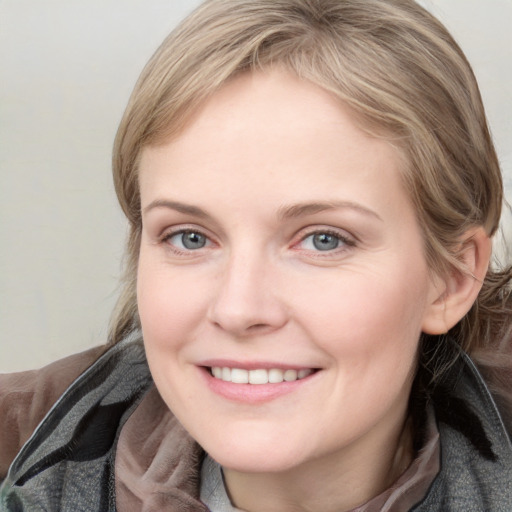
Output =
[{"x1": 137, "y1": 70, "x2": 450, "y2": 512}]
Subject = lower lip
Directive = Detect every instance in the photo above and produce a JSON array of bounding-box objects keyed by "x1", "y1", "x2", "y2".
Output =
[{"x1": 200, "y1": 367, "x2": 318, "y2": 403}]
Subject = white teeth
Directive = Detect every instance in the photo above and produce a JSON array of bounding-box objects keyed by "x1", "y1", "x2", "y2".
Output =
[
  {"x1": 221, "y1": 367, "x2": 231, "y2": 381},
  {"x1": 298, "y1": 369, "x2": 311, "y2": 379},
  {"x1": 283, "y1": 369, "x2": 298, "y2": 381},
  {"x1": 249, "y1": 369, "x2": 268, "y2": 385},
  {"x1": 231, "y1": 368, "x2": 249, "y2": 384},
  {"x1": 210, "y1": 367, "x2": 314, "y2": 384},
  {"x1": 268, "y1": 368, "x2": 284, "y2": 383}
]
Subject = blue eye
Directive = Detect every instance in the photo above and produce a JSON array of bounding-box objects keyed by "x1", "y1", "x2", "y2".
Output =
[
  {"x1": 301, "y1": 232, "x2": 347, "y2": 251},
  {"x1": 168, "y1": 231, "x2": 209, "y2": 250}
]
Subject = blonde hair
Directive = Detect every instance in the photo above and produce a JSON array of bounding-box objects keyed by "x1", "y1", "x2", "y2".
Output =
[{"x1": 111, "y1": 0, "x2": 512, "y2": 412}]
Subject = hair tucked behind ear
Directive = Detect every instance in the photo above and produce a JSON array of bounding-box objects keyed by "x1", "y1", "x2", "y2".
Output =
[{"x1": 109, "y1": 0, "x2": 512, "y2": 419}]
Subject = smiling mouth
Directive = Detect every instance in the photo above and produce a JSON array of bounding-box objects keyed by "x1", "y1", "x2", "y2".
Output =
[{"x1": 209, "y1": 367, "x2": 316, "y2": 384}]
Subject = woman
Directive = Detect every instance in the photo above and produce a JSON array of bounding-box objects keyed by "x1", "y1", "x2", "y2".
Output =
[{"x1": 1, "y1": 0, "x2": 511, "y2": 510}]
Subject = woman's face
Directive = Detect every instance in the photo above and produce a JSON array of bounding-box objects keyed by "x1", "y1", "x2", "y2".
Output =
[{"x1": 137, "y1": 70, "x2": 443, "y2": 474}]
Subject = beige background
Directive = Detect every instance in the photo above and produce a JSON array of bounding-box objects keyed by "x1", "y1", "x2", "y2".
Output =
[{"x1": 1, "y1": 0, "x2": 511, "y2": 372}]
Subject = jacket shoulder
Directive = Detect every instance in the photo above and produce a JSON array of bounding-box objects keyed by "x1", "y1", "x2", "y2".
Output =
[
  {"x1": 0, "y1": 345, "x2": 107, "y2": 479},
  {"x1": 0, "y1": 335, "x2": 153, "y2": 511},
  {"x1": 413, "y1": 348, "x2": 512, "y2": 511}
]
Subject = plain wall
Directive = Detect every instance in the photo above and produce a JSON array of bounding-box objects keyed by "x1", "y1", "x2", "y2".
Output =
[{"x1": 1, "y1": 0, "x2": 511, "y2": 372}]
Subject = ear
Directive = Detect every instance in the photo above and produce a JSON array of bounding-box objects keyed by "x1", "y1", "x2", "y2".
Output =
[{"x1": 422, "y1": 227, "x2": 492, "y2": 335}]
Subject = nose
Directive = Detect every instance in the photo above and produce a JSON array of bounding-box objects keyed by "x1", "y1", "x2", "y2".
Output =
[{"x1": 207, "y1": 251, "x2": 288, "y2": 337}]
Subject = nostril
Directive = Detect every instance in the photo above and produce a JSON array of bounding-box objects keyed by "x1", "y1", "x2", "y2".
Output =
[
  {"x1": 207, "y1": 289, "x2": 289, "y2": 334},
  {"x1": 248, "y1": 323, "x2": 269, "y2": 330}
]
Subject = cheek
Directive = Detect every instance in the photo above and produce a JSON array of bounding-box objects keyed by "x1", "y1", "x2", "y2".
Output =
[
  {"x1": 136, "y1": 257, "x2": 210, "y2": 408},
  {"x1": 136, "y1": 255, "x2": 208, "y2": 351},
  {"x1": 294, "y1": 265, "x2": 429, "y2": 362},
  {"x1": 297, "y1": 269, "x2": 427, "y2": 424}
]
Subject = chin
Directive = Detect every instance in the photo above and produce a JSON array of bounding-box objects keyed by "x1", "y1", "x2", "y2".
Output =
[
  {"x1": 202, "y1": 434, "x2": 311, "y2": 474},
  {"x1": 213, "y1": 452, "x2": 303, "y2": 474}
]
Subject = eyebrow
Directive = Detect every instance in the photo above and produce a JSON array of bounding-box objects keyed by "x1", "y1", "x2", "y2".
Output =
[
  {"x1": 142, "y1": 199, "x2": 383, "y2": 222},
  {"x1": 143, "y1": 199, "x2": 210, "y2": 218},
  {"x1": 277, "y1": 201, "x2": 383, "y2": 222}
]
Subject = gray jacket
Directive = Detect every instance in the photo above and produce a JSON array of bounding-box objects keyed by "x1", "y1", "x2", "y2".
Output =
[{"x1": 1, "y1": 333, "x2": 511, "y2": 511}]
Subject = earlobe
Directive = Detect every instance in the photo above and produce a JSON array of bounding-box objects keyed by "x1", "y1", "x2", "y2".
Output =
[{"x1": 421, "y1": 227, "x2": 492, "y2": 335}]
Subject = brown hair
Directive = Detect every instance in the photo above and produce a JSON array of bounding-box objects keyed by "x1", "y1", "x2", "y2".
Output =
[{"x1": 110, "y1": 0, "x2": 512, "y2": 414}]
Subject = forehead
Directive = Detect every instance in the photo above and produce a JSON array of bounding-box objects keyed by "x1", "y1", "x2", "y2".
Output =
[{"x1": 138, "y1": 70, "x2": 413, "y2": 224}]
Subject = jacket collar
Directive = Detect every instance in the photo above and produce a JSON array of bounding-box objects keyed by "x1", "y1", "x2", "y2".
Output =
[
  {"x1": 413, "y1": 343, "x2": 512, "y2": 510},
  {"x1": 1, "y1": 333, "x2": 157, "y2": 511},
  {"x1": 2, "y1": 334, "x2": 511, "y2": 511}
]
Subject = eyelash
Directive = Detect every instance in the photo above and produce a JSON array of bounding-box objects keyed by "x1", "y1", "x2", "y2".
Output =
[
  {"x1": 158, "y1": 227, "x2": 356, "y2": 256},
  {"x1": 294, "y1": 228, "x2": 356, "y2": 256},
  {"x1": 160, "y1": 228, "x2": 214, "y2": 255}
]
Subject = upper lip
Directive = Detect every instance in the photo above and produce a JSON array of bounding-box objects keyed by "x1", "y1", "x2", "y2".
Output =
[{"x1": 198, "y1": 359, "x2": 319, "y2": 371}]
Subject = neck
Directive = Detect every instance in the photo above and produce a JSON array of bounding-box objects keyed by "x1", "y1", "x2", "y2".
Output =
[{"x1": 223, "y1": 416, "x2": 413, "y2": 512}]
